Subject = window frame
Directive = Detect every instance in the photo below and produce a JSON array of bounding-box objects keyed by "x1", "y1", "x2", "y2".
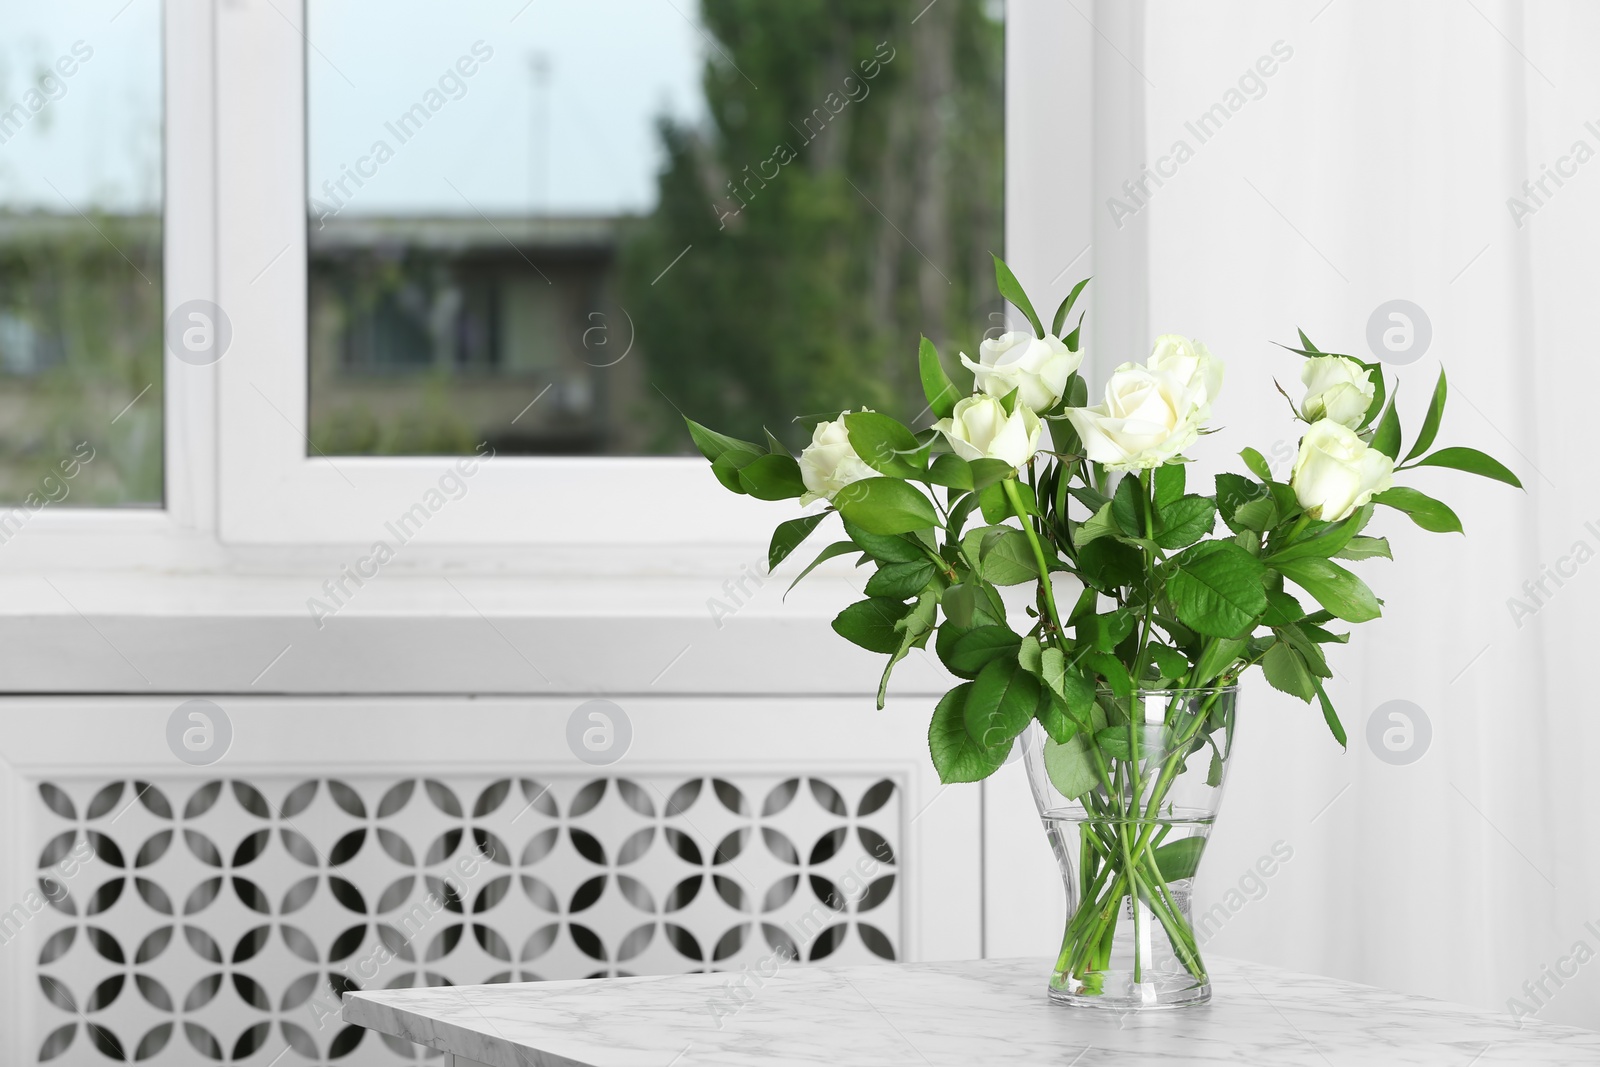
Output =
[
  {"x1": 213, "y1": 1, "x2": 799, "y2": 547},
  {"x1": 8, "y1": 0, "x2": 214, "y2": 561},
  {"x1": 18, "y1": 0, "x2": 1065, "y2": 565}
]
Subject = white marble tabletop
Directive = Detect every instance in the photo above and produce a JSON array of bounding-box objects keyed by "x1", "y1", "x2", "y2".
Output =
[{"x1": 342, "y1": 956, "x2": 1600, "y2": 1067}]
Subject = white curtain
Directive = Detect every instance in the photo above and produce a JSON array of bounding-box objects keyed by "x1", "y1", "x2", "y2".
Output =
[{"x1": 995, "y1": 0, "x2": 1600, "y2": 1030}]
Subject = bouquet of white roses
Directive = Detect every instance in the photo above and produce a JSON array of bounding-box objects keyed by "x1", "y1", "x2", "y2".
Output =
[{"x1": 687, "y1": 257, "x2": 1518, "y2": 1002}]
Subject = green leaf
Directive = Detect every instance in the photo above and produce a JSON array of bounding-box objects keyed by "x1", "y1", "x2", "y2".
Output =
[
  {"x1": 1043, "y1": 733, "x2": 1101, "y2": 800},
  {"x1": 1409, "y1": 446, "x2": 1522, "y2": 489},
  {"x1": 976, "y1": 482, "x2": 1007, "y2": 525},
  {"x1": 1095, "y1": 726, "x2": 1132, "y2": 761},
  {"x1": 1240, "y1": 447, "x2": 1272, "y2": 481},
  {"x1": 1149, "y1": 644, "x2": 1190, "y2": 680},
  {"x1": 1274, "y1": 557, "x2": 1382, "y2": 622},
  {"x1": 946, "y1": 492, "x2": 981, "y2": 538},
  {"x1": 1403, "y1": 367, "x2": 1447, "y2": 463},
  {"x1": 958, "y1": 524, "x2": 997, "y2": 565},
  {"x1": 1277, "y1": 623, "x2": 1331, "y2": 677},
  {"x1": 1311, "y1": 674, "x2": 1347, "y2": 748},
  {"x1": 1153, "y1": 463, "x2": 1185, "y2": 508},
  {"x1": 843, "y1": 518, "x2": 925, "y2": 563},
  {"x1": 1370, "y1": 385, "x2": 1403, "y2": 460},
  {"x1": 968, "y1": 458, "x2": 1015, "y2": 491},
  {"x1": 1082, "y1": 650, "x2": 1132, "y2": 699},
  {"x1": 928, "y1": 684, "x2": 1011, "y2": 784},
  {"x1": 992, "y1": 254, "x2": 1045, "y2": 338},
  {"x1": 1297, "y1": 328, "x2": 1320, "y2": 353},
  {"x1": 1075, "y1": 537, "x2": 1143, "y2": 593},
  {"x1": 1154, "y1": 495, "x2": 1217, "y2": 550},
  {"x1": 831, "y1": 598, "x2": 913, "y2": 654},
  {"x1": 1075, "y1": 501, "x2": 1119, "y2": 548},
  {"x1": 1372, "y1": 486, "x2": 1463, "y2": 534},
  {"x1": 1261, "y1": 589, "x2": 1306, "y2": 628},
  {"x1": 1017, "y1": 635, "x2": 1043, "y2": 674},
  {"x1": 1301, "y1": 622, "x2": 1349, "y2": 644},
  {"x1": 1047, "y1": 415, "x2": 1083, "y2": 462},
  {"x1": 1334, "y1": 535, "x2": 1392, "y2": 561},
  {"x1": 963, "y1": 659, "x2": 1041, "y2": 749},
  {"x1": 1034, "y1": 689, "x2": 1077, "y2": 745},
  {"x1": 1265, "y1": 506, "x2": 1369, "y2": 564},
  {"x1": 977, "y1": 528, "x2": 1039, "y2": 586},
  {"x1": 1064, "y1": 372, "x2": 1088, "y2": 408},
  {"x1": 835, "y1": 478, "x2": 938, "y2": 535},
  {"x1": 926, "y1": 453, "x2": 973, "y2": 490},
  {"x1": 918, "y1": 336, "x2": 960, "y2": 420},
  {"x1": 1215, "y1": 473, "x2": 1280, "y2": 532},
  {"x1": 709, "y1": 448, "x2": 761, "y2": 494},
  {"x1": 1153, "y1": 837, "x2": 1205, "y2": 882},
  {"x1": 1233, "y1": 496, "x2": 1278, "y2": 533},
  {"x1": 685, "y1": 417, "x2": 764, "y2": 463},
  {"x1": 945, "y1": 625, "x2": 1022, "y2": 678},
  {"x1": 1359, "y1": 361, "x2": 1387, "y2": 432},
  {"x1": 736, "y1": 453, "x2": 807, "y2": 500},
  {"x1": 979, "y1": 480, "x2": 1033, "y2": 524},
  {"x1": 865, "y1": 560, "x2": 937, "y2": 599},
  {"x1": 1268, "y1": 481, "x2": 1303, "y2": 521},
  {"x1": 845, "y1": 412, "x2": 923, "y2": 479},
  {"x1": 1153, "y1": 610, "x2": 1198, "y2": 648},
  {"x1": 1067, "y1": 484, "x2": 1111, "y2": 513},
  {"x1": 1193, "y1": 637, "x2": 1248, "y2": 686},
  {"x1": 1051, "y1": 277, "x2": 1091, "y2": 337},
  {"x1": 1166, "y1": 541, "x2": 1269, "y2": 639},
  {"x1": 939, "y1": 584, "x2": 977, "y2": 629},
  {"x1": 1261, "y1": 641, "x2": 1316, "y2": 701},
  {"x1": 1063, "y1": 312, "x2": 1085, "y2": 352},
  {"x1": 1214, "y1": 473, "x2": 1261, "y2": 531},
  {"x1": 769, "y1": 513, "x2": 827, "y2": 571},
  {"x1": 1040, "y1": 647, "x2": 1097, "y2": 729},
  {"x1": 878, "y1": 592, "x2": 936, "y2": 709},
  {"x1": 1077, "y1": 609, "x2": 1135, "y2": 653},
  {"x1": 1111, "y1": 475, "x2": 1145, "y2": 536},
  {"x1": 784, "y1": 541, "x2": 858, "y2": 597}
]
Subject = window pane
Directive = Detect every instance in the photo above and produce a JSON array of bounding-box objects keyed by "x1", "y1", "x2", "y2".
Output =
[
  {"x1": 0, "y1": 2, "x2": 163, "y2": 505},
  {"x1": 307, "y1": 0, "x2": 1004, "y2": 457}
]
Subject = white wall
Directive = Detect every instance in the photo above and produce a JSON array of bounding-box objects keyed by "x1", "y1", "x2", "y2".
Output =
[{"x1": 1002, "y1": 0, "x2": 1600, "y2": 1031}]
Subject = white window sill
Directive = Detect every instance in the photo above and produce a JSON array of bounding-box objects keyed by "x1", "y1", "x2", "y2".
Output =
[{"x1": 0, "y1": 543, "x2": 953, "y2": 697}]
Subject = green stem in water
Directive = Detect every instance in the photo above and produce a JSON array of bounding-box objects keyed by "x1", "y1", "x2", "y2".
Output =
[
  {"x1": 1035, "y1": 464, "x2": 1222, "y2": 992},
  {"x1": 1061, "y1": 691, "x2": 1231, "y2": 988}
]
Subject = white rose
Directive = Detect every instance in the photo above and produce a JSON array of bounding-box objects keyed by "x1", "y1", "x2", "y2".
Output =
[
  {"x1": 934, "y1": 394, "x2": 1043, "y2": 469},
  {"x1": 1290, "y1": 419, "x2": 1395, "y2": 522},
  {"x1": 1146, "y1": 334, "x2": 1223, "y2": 415},
  {"x1": 1062, "y1": 362, "x2": 1205, "y2": 472},
  {"x1": 798, "y1": 412, "x2": 876, "y2": 505},
  {"x1": 959, "y1": 331, "x2": 1083, "y2": 412},
  {"x1": 1300, "y1": 355, "x2": 1375, "y2": 429}
]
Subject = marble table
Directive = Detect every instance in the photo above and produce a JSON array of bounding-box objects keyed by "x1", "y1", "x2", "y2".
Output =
[{"x1": 342, "y1": 956, "x2": 1600, "y2": 1066}]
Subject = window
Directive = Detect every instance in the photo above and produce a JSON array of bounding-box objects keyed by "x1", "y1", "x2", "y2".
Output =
[
  {"x1": 302, "y1": 1, "x2": 1005, "y2": 459},
  {"x1": 207, "y1": 0, "x2": 1012, "y2": 545},
  {"x1": 0, "y1": 0, "x2": 1049, "y2": 554},
  {"x1": 0, "y1": 4, "x2": 163, "y2": 507}
]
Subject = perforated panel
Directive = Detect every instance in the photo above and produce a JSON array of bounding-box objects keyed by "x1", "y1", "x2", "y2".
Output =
[{"x1": 25, "y1": 773, "x2": 901, "y2": 1065}]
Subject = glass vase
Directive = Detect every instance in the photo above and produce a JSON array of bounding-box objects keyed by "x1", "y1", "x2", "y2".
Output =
[{"x1": 1021, "y1": 685, "x2": 1238, "y2": 1010}]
